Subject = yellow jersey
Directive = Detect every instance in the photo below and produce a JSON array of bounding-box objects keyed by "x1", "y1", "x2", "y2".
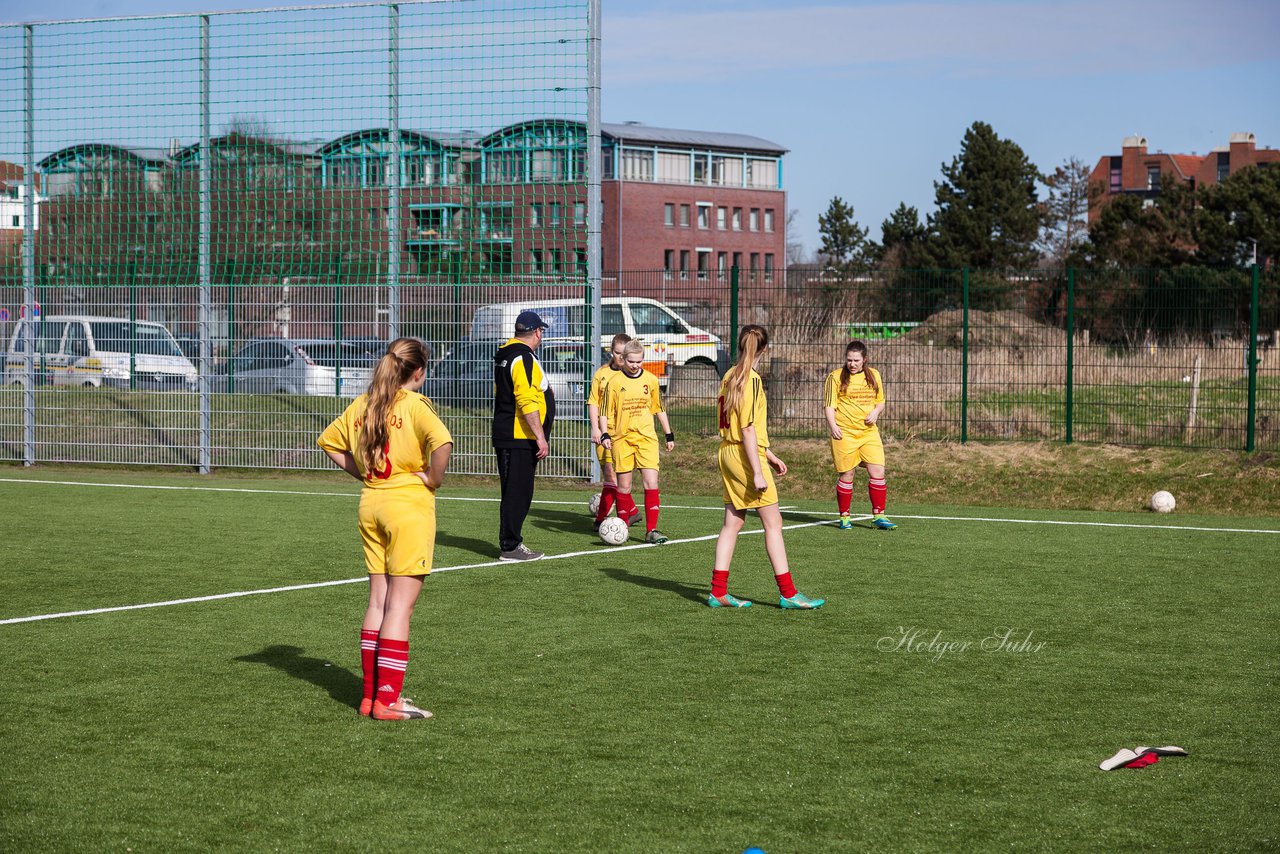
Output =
[
  {"x1": 717, "y1": 369, "x2": 769, "y2": 448},
  {"x1": 317, "y1": 389, "x2": 453, "y2": 489},
  {"x1": 600, "y1": 367, "x2": 663, "y2": 442},
  {"x1": 588, "y1": 362, "x2": 623, "y2": 409},
  {"x1": 823, "y1": 367, "x2": 885, "y2": 435}
]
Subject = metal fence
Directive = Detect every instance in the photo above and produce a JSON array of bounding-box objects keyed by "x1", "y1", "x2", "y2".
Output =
[
  {"x1": 615, "y1": 265, "x2": 1279, "y2": 452},
  {"x1": 2, "y1": 267, "x2": 1276, "y2": 479},
  {"x1": 1, "y1": 0, "x2": 602, "y2": 475}
]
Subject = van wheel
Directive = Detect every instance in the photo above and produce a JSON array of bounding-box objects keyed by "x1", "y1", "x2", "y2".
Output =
[
  {"x1": 82, "y1": 381, "x2": 95, "y2": 388},
  {"x1": 684, "y1": 357, "x2": 716, "y2": 370}
]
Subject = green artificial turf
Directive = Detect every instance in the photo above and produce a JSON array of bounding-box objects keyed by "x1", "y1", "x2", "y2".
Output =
[{"x1": 1, "y1": 473, "x2": 1277, "y2": 851}]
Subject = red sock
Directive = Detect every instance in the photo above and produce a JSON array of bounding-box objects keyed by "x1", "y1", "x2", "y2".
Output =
[
  {"x1": 774, "y1": 571, "x2": 798, "y2": 599},
  {"x1": 360, "y1": 628, "x2": 379, "y2": 705},
  {"x1": 596, "y1": 482, "x2": 617, "y2": 522},
  {"x1": 836, "y1": 479, "x2": 854, "y2": 515},
  {"x1": 375, "y1": 637, "x2": 409, "y2": 706},
  {"x1": 644, "y1": 488, "x2": 660, "y2": 532},
  {"x1": 617, "y1": 492, "x2": 638, "y2": 522},
  {"x1": 869, "y1": 477, "x2": 887, "y2": 515},
  {"x1": 711, "y1": 569, "x2": 730, "y2": 597}
]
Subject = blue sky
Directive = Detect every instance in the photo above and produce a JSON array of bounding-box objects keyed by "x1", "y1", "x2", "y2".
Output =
[{"x1": 3, "y1": 0, "x2": 1278, "y2": 255}]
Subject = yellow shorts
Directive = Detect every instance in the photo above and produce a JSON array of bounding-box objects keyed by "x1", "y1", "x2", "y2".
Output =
[
  {"x1": 718, "y1": 443, "x2": 778, "y2": 510},
  {"x1": 612, "y1": 435, "x2": 659, "y2": 474},
  {"x1": 831, "y1": 430, "x2": 885, "y2": 472},
  {"x1": 357, "y1": 486, "x2": 437, "y2": 576},
  {"x1": 595, "y1": 441, "x2": 614, "y2": 468}
]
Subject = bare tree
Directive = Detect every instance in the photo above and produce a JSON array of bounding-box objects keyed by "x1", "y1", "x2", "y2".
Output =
[
  {"x1": 1038, "y1": 156, "x2": 1092, "y2": 267},
  {"x1": 785, "y1": 207, "x2": 807, "y2": 266}
]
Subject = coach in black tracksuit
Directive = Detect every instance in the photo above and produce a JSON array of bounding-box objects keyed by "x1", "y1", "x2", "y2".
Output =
[{"x1": 492, "y1": 310, "x2": 556, "y2": 561}]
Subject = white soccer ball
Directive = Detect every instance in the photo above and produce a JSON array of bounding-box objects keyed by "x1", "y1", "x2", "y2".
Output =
[
  {"x1": 588, "y1": 492, "x2": 601, "y2": 516},
  {"x1": 598, "y1": 516, "x2": 629, "y2": 545},
  {"x1": 1150, "y1": 490, "x2": 1176, "y2": 513}
]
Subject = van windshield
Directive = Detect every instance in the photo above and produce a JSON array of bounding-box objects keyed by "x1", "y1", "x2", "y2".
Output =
[{"x1": 89, "y1": 322, "x2": 183, "y2": 357}]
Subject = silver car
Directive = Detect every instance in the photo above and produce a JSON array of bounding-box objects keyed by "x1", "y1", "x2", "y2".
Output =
[{"x1": 214, "y1": 338, "x2": 379, "y2": 396}]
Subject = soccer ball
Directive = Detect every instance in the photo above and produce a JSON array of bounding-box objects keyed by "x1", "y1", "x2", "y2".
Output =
[
  {"x1": 588, "y1": 492, "x2": 601, "y2": 516},
  {"x1": 598, "y1": 516, "x2": 629, "y2": 545},
  {"x1": 1150, "y1": 490, "x2": 1176, "y2": 513}
]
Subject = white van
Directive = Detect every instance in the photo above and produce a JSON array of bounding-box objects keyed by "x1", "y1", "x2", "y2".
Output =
[
  {"x1": 3, "y1": 315, "x2": 198, "y2": 391},
  {"x1": 468, "y1": 297, "x2": 726, "y2": 378}
]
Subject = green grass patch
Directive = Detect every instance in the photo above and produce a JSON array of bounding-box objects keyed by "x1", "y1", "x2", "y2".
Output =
[{"x1": 1, "y1": 474, "x2": 1277, "y2": 851}]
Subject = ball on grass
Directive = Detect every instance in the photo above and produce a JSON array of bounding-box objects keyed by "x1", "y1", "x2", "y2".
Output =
[
  {"x1": 1150, "y1": 490, "x2": 1176, "y2": 513},
  {"x1": 598, "y1": 516, "x2": 629, "y2": 545}
]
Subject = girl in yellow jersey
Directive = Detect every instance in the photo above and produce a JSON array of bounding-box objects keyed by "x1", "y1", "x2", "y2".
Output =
[
  {"x1": 599, "y1": 340, "x2": 676, "y2": 544},
  {"x1": 824, "y1": 340, "x2": 897, "y2": 530},
  {"x1": 317, "y1": 338, "x2": 453, "y2": 721},
  {"x1": 587, "y1": 333, "x2": 632, "y2": 528},
  {"x1": 708, "y1": 325, "x2": 824, "y2": 609}
]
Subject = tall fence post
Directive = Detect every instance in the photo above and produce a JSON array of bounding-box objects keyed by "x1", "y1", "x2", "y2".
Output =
[
  {"x1": 333, "y1": 278, "x2": 343, "y2": 397},
  {"x1": 128, "y1": 256, "x2": 138, "y2": 390},
  {"x1": 961, "y1": 267, "x2": 969, "y2": 444},
  {"x1": 587, "y1": 0, "x2": 602, "y2": 484},
  {"x1": 386, "y1": 3, "x2": 401, "y2": 342},
  {"x1": 1246, "y1": 263, "x2": 1260, "y2": 452},
  {"x1": 197, "y1": 13, "x2": 212, "y2": 473},
  {"x1": 22, "y1": 24, "x2": 35, "y2": 467},
  {"x1": 729, "y1": 264, "x2": 739, "y2": 363},
  {"x1": 1065, "y1": 267, "x2": 1075, "y2": 444}
]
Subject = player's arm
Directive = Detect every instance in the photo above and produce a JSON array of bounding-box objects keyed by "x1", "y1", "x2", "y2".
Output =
[
  {"x1": 655, "y1": 409, "x2": 674, "y2": 451},
  {"x1": 511, "y1": 354, "x2": 549, "y2": 458},
  {"x1": 823, "y1": 374, "x2": 842, "y2": 439},
  {"x1": 866, "y1": 371, "x2": 886, "y2": 425},
  {"x1": 741, "y1": 424, "x2": 767, "y2": 491},
  {"x1": 416, "y1": 442, "x2": 453, "y2": 491},
  {"x1": 323, "y1": 449, "x2": 363, "y2": 481},
  {"x1": 764, "y1": 447, "x2": 788, "y2": 477},
  {"x1": 596, "y1": 381, "x2": 614, "y2": 448},
  {"x1": 588, "y1": 402, "x2": 602, "y2": 444}
]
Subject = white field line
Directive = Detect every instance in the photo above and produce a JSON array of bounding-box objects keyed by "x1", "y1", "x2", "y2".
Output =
[
  {"x1": 0, "y1": 519, "x2": 836, "y2": 625},
  {"x1": 890, "y1": 513, "x2": 1280, "y2": 535}
]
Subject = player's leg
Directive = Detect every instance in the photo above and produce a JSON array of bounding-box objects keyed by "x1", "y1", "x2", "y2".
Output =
[
  {"x1": 836, "y1": 469, "x2": 856, "y2": 528},
  {"x1": 613, "y1": 441, "x2": 640, "y2": 525},
  {"x1": 640, "y1": 466, "x2": 665, "y2": 543},
  {"x1": 595, "y1": 452, "x2": 618, "y2": 524},
  {"x1": 864, "y1": 446, "x2": 896, "y2": 528},
  {"x1": 359, "y1": 573, "x2": 388, "y2": 716},
  {"x1": 708, "y1": 504, "x2": 750, "y2": 607},
  {"x1": 758, "y1": 503, "x2": 824, "y2": 609},
  {"x1": 372, "y1": 574, "x2": 431, "y2": 720}
]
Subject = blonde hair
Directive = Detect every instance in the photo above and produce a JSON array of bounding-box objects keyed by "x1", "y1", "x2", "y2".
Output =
[
  {"x1": 839, "y1": 340, "x2": 879, "y2": 396},
  {"x1": 722, "y1": 325, "x2": 769, "y2": 415},
  {"x1": 357, "y1": 337, "x2": 429, "y2": 477},
  {"x1": 622, "y1": 339, "x2": 645, "y2": 359}
]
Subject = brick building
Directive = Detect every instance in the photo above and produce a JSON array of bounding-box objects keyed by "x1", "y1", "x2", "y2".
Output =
[{"x1": 1088, "y1": 132, "x2": 1280, "y2": 223}]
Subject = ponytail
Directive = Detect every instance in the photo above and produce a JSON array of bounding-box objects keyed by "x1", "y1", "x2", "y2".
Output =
[
  {"x1": 839, "y1": 339, "x2": 877, "y2": 396},
  {"x1": 723, "y1": 324, "x2": 769, "y2": 415},
  {"x1": 357, "y1": 337, "x2": 429, "y2": 477}
]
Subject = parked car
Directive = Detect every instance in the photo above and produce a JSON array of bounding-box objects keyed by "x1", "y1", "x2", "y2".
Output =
[
  {"x1": 468, "y1": 296, "x2": 726, "y2": 379},
  {"x1": 423, "y1": 338, "x2": 589, "y2": 419},
  {"x1": 3, "y1": 314, "x2": 197, "y2": 391},
  {"x1": 212, "y1": 338, "x2": 377, "y2": 396}
]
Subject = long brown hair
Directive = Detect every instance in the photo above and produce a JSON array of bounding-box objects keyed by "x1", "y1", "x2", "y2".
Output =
[
  {"x1": 839, "y1": 339, "x2": 878, "y2": 396},
  {"x1": 722, "y1": 325, "x2": 769, "y2": 415},
  {"x1": 358, "y1": 337, "x2": 429, "y2": 476}
]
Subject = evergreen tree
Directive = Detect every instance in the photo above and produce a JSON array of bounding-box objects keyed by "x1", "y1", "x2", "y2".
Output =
[
  {"x1": 1038, "y1": 156, "x2": 1092, "y2": 267},
  {"x1": 1084, "y1": 175, "x2": 1198, "y2": 267},
  {"x1": 878, "y1": 202, "x2": 929, "y2": 268},
  {"x1": 818, "y1": 196, "x2": 871, "y2": 271},
  {"x1": 1196, "y1": 164, "x2": 1280, "y2": 267},
  {"x1": 926, "y1": 122, "x2": 1041, "y2": 269}
]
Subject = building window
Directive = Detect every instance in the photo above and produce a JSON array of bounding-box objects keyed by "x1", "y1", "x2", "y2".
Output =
[
  {"x1": 717, "y1": 252, "x2": 728, "y2": 276},
  {"x1": 679, "y1": 204, "x2": 690, "y2": 227},
  {"x1": 732, "y1": 207, "x2": 742, "y2": 231},
  {"x1": 548, "y1": 249, "x2": 560, "y2": 274},
  {"x1": 530, "y1": 249, "x2": 543, "y2": 274},
  {"x1": 696, "y1": 249, "x2": 711, "y2": 279},
  {"x1": 368, "y1": 208, "x2": 388, "y2": 229},
  {"x1": 1216, "y1": 152, "x2": 1230, "y2": 183},
  {"x1": 1109, "y1": 156, "x2": 1122, "y2": 192},
  {"x1": 530, "y1": 203, "x2": 542, "y2": 227},
  {"x1": 749, "y1": 208, "x2": 759, "y2": 231},
  {"x1": 664, "y1": 249, "x2": 675, "y2": 278},
  {"x1": 696, "y1": 203, "x2": 711, "y2": 229},
  {"x1": 750, "y1": 252, "x2": 760, "y2": 272},
  {"x1": 764, "y1": 253, "x2": 775, "y2": 278},
  {"x1": 574, "y1": 202, "x2": 586, "y2": 225},
  {"x1": 692, "y1": 154, "x2": 708, "y2": 184},
  {"x1": 657, "y1": 151, "x2": 690, "y2": 183},
  {"x1": 11, "y1": 215, "x2": 18, "y2": 228},
  {"x1": 1146, "y1": 165, "x2": 1160, "y2": 190},
  {"x1": 764, "y1": 209, "x2": 775, "y2": 232},
  {"x1": 732, "y1": 251, "x2": 742, "y2": 271},
  {"x1": 576, "y1": 248, "x2": 588, "y2": 275},
  {"x1": 679, "y1": 249, "x2": 690, "y2": 278},
  {"x1": 717, "y1": 207, "x2": 727, "y2": 230},
  {"x1": 664, "y1": 203, "x2": 674, "y2": 227},
  {"x1": 548, "y1": 203, "x2": 561, "y2": 226},
  {"x1": 620, "y1": 148, "x2": 654, "y2": 181}
]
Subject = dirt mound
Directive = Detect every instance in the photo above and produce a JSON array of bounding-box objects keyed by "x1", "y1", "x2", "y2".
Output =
[{"x1": 902, "y1": 309, "x2": 1062, "y2": 350}]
